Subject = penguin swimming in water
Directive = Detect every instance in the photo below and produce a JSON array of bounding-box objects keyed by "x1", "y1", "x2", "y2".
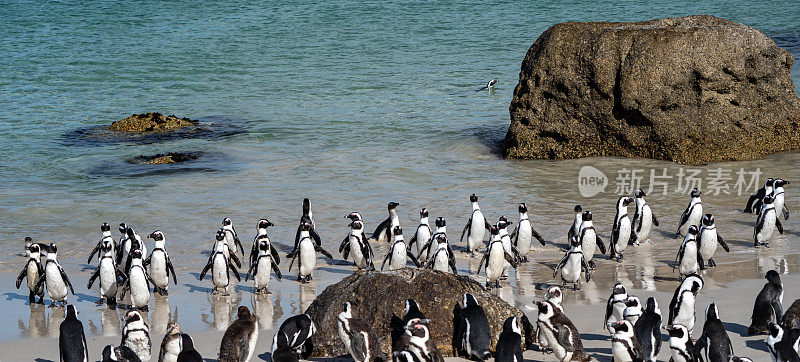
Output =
[
  {"x1": 697, "y1": 214, "x2": 729, "y2": 269},
  {"x1": 630, "y1": 189, "x2": 659, "y2": 245},
  {"x1": 755, "y1": 194, "x2": 784, "y2": 246},
  {"x1": 677, "y1": 188, "x2": 703, "y2": 237},
  {"x1": 37, "y1": 243, "x2": 74, "y2": 306},
  {"x1": 609, "y1": 196, "x2": 633, "y2": 261},
  {"x1": 577, "y1": 211, "x2": 605, "y2": 269},
  {"x1": 535, "y1": 300, "x2": 591, "y2": 362},
  {"x1": 398, "y1": 318, "x2": 444, "y2": 362},
  {"x1": 87, "y1": 239, "x2": 126, "y2": 307},
  {"x1": 668, "y1": 274, "x2": 703, "y2": 333},
  {"x1": 475, "y1": 79, "x2": 498, "y2": 92},
  {"x1": 634, "y1": 297, "x2": 662, "y2": 362},
  {"x1": 605, "y1": 283, "x2": 629, "y2": 331},
  {"x1": 772, "y1": 178, "x2": 790, "y2": 220},
  {"x1": 510, "y1": 203, "x2": 546, "y2": 262},
  {"x1": 199, "y1": 229, "x2": 241, "y2": 294},
  {"x1": 766, "y1": 322, "x2": 800, "y2": 362},
  {"x1": 288, "y1": 221, "x2": 333, "y2": 283},
  {"x1": 370, "y1": 201, "x2": 401, "y2": 244},
  {"x1": 245, "y1": 224, "x2": 282, "y2": 294},
  {"x1": 59, "y1": 305, "x2": 88, "y2": 362},
  {"x1": 454, "y1": 293, "x2": 492, "y2": 360},
  {"x1": 748, "y1": 270, "x2": 784, "y2": 335},
  {"x1": 408, "y1": 208, "x2": 432, "y2": 256},
  {"x1": 567, "y1": 205, "x2": 582, "y2": 242},
  {"x1": 121, "y1": 249, "x2": 163, "y2": 310},
  {"x1": 101, "y1": 344, "x2": 141, "y2": 362},
  {"x1": 695, "y1": 303, "x2": 734, "y2": 362},
  {"x1": 676, "y1": 225, "x2": 701, "y2": 280},
  {"x1": 745, "y1": 178, "x2": 774, "y2": 214},
  {"x1": 495, "y1": 316, "x2": 523, "y2": 362},
  {"x1": 271, "y1": 314, "x2": 316, "y2": 362},
  {"x1": 552, "y1": 235, "x2": 591, "y2": 290},
  {"x1": 219, "y1": 306, "x2": 259, "y2": 362},
  {"x1": 88, "y1": 222, "x2": 117, "y2": 264},
  {"x1": 382, "y1": 226, "x2": 420, "y2": 271},
  {"x1": 287, "y1": 198, "x2": 324, "y2": 259},
  {"x1": 623, "y1": 296, "x2": 643, "y2": 325},
  {"x1": 665, "y1": 324, "x2": 701, "y2": 362},
  {"x1": 419, "y1": 217, "x2": 446, "y2": 262},
  {"x1": 425, "y1": 234, "x2": 457, "y2": 274},
  {"x1": 339, "y1": 217, "x2": 374, "y2": 270},
  {"x1": 460, "y1": 194, "x2": 491, "y2": 255},
  {"x1": 608, "y1": 320, "x2": 644, "y2": 362},
  {"x1": 221, "y1": 217, "x2": 245, "y2": 258},
  {"x1": 337, "y1": 302, "x2": 384, "y2": 362},
  {"x1": 477, "y1": 226, "x2": 518, "y2": 288},
  {"x1": 144, "y1": 230, "x2": 177, "y2": 296},
  {"x1": 122, "y1": 310, "x2": 152, "y2": 362},
  {"x1": 16, "y1": 243, "x2": 45, "y2": 304}
]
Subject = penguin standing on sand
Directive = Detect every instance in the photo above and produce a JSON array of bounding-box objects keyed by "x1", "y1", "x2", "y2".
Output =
[
  {"x1": 339, "y1": 217, "x2": 374, "y2": 270},
  {"x1": 510, "y1": 203, "x2": 545, "y2": 262},
  {"x1": 748, "y1": 270, "x2": 784, "y2": 335},
  {"x1": 381, "y1": 226, "x2": 420, "y2": 271},
  {"x1": 495, "y1": 316, "x2": 523, "y2": 362},
  {"x1": 609, "y1": 196, "x2": 633, "y2": 261},
  {"x1": 59, "y1": 305, "x2": 88, "y2": 362},
  {"x1": 605, "y1": 283, "x2": 629, "y2": 330},
  {"x1": 219, "y1": 306, "x2": 259, "y2": 362},
  {"x1": 288, "y1": 198, "x2": 323, "y2": 259},
  {"x1": 370, "y1": 202, "x2": 401, "y2": 244},
  {"x1": 399, "y1": 318, "x2": 444, "y2": 362},
  {"x1": 117, "y1": 223, "x2": 130, "y2": 265},
  {"x1": 122, "y1": 310, "x2": 152, "y2": 362},
  {"x1": 634, "y1": 297, "x2": 662, "y2": 362},
  {"x1": 677, "y1": 188, "x2": 703, "y2": 237},
  {"x1": 16, "y1": 243, "x2": 45, "y2": 304},
  {"x1": 668, "y1": 274, "x2": 703, "y2": 333},
  {"x1": 288, "y1": 221, "x2": 333, "y2": 283},
  {"x1": 419, "y1": 217, "x2": 446, "y2": 262},
  {"x1": 221, "y1": 217, "x2": 244, "y2": 257},
  {"x1": 87, "y1": 239, "x2": 126, "y2": 307},
  {"x1": 121, "y1": 249, "x2": 162, "y2": 310},
  {"x1": 454, "y1": 293, "x2": 492, "y2": 360},
  {"x1": 89, "y1": 223, "x2": 116, "y2": 263},
  {"x1": 665, "y1": 324, "x2": 700, "y2": 362},
  {"x1": 698, "y1": 214, "x2": 729, "y2": 269},
  {"x1": 101, "y1": 344, "x2": 141, "y2": 362},
  {"x1": 745, "y1": 178, "x2": 774, "y2": 214},
  {"x1": 37, "y1": 243, "x2": 74, "y2": 306},
  {"x1": 578, "y1": 211, "x2": 605, "y2": 269},
  {"x1": 623, "y1": 296, "x2": 643, "y2": 325},
  {"x1": 567, "y1": 205, "x2": 582, "y2": 241},
  {"x1": 337, "y1": 302, "x2": 384, "y2": 362},
  {"x1": 158, "y1": 321, "x2": 183, "y2": 362},
  {"x1": 250, "y1": 219, "x2": 275, "y2": 266},
  {"x1": 676, "y1": 225, "x2": 701, "y2": 279},
  {"x1": 246, "y1": 225, "x2": 282, "y2": 294},
  {"x1": 477, "y1": 226, "x2": 518, "y2": 288},
  {"x1": 199, "y1": 229, "x2": 241, "y2": 294},
  {"x1": 123, "y1": 227, "x2": 147, "y2": 274},
  {"x1": 408, "y1": 208, "x2": 432, "y2": 256},
  {"x1": 755, "y1": 194, "x2": 784, "y2": 246},
  {"x1": 772, "y1": 179, "x2": 790, "y2": 220},
  {"x1": 695, "y1": 303, "x2": 734, "y2": 362},
  {"x1": 425, "y1": 234, "x2": 457, "y2": 274},
  {"x1": 270, "y1": 314, "x2": 316, "y2": 362},
  {"x1": 630, "y1": 189, "x2": 659, "y2": 245},
  {"x1": 608, "y1": 320, "x2": 644, "y2": 362},
  {"x1": 145, "y1": 230, "x2": 177, "y2": 296},
  {"x1": 497, "y1": 216, "x2": 521, "y2": 277},
  {"x1": 537, "y1": 286, "x2": 564, "y2": 351},
  {"x1": 176, "y1": 334, "x2": 203, "y2": 362},
  {"x1": 553, "y1": 236, "x2": 591, "y2": 290},
  {"x1": 782, "y1": 299, "x2": 800, "y2": 329},
  {"x1": 766, "y1": 322, "x2": 800, "y2": 362},
  {"x1": 460, "y1": 194, "x2": 491, "y2": 255},
  {"x1": 535, "y1": 300, "x2": 591, "y2": 362}
]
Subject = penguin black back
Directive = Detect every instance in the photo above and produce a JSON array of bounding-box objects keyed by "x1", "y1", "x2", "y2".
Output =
[
  {"x1": 748, "y1": 270, "x2": 783, "y2": 335},
  {"x1": 59, "y1": 305, "x2": 88, "y2": 362},
  {"x1": 495, "y1": 316, "x2": 523, "y2": 362},
  {"x1": 695, "y1": 303, "x2": 733, "y2": 362},
  {"x1": 176, "y1": 334, "x2": 203, "y2": 362}
]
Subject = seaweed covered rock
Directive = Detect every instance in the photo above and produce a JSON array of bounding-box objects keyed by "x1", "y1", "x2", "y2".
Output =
[
  {"x1": 109, "y1": 112, "x2": 197, "y2": 133},
  {"x1": 128, "y1": 152, "x2": 200, "y2": 165}
]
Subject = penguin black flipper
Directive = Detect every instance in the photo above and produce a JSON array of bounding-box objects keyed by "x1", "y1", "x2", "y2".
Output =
[
  {"x1": 407, "y1": 251, "x2": 421, "y2": 267},
  {"x1": 504, "y1": 251, "x2": 519, "y2": 269},
  {"x1": 115, "y1": 265, "x2": 128, "y2": 285},
  {"x1": 339, "y1": 236, "x2": 350, "y2": 255},
  {"x1": 783, "y1": 205, "x2": 790, "y2": 220},
  {"x1": 581, "y1": 256, "x2": 591, "y2": 282},
  {"x1": 510, "y1": 244, "x2": 523, "y2": 264},
  {"x1": 448, "y1": 250, "x2": 458, "y2": 274},
  {"x1": 532, "y1": 228, "x2": 546, "y2": 246},
  {"x1": 633, "y1": 208, "x2": 641, "y2": 233},
  {"x1": 249, "y1": 237, "x2": 259, "y2": 266},
  {"x1": 270, "y1": 246, "x2": 281, "y2": 266},
  {"x1": 773, "y1": 299, "x2": 784, "y2": 322},
  {"x1": 87, "y1": 241, "x2": 102, "y2": 264},
  {"x1": 245, "y1": 260, "x2": 257, "y2": 281},
  {"x1": 510, "y1": 226, "x2": 518, "y2": 244},
  {"x1": 776, "y1": 219, "x2": 784, "y2": 234},
  {"x1": 15, "y1": 264, "x2": 27, "y2": 289},
  {"x1": 87, "y1": 266, "x2": 100, "y2": 289},
  {"x1": 199, "y1": 258, "x2": 213, "y2": 281},
  {"x1": 231, "y1": 227, "x2": 244, "y2": 255},
  {"x1": 553, "y1": 253, "x2": 569, "y2": 278},
  {"x1": 460, "y1": 217, "x2": 472, "y2": 243},
  {"x1": 227, "y1": 260, "x2": 241, "y2": 282},
  {"x1": 143, "y1": 252, "x2": 152, "y2": 267},
  {"x1": 166, "y1": 256, "x2": 178, "y2": 285},
  {"x1": 309, "y1": 228, "x2": 322, "y2": 247},
  {"x1": 288, "y1": 250, "x2": 298, "y2": 272},
  {"x1": 350, "y1": 330, "x2": 369, "y2": 362},
  {"x1": 596, "y1": 234, "x2": 607, "y2": 254},
  {"x1": 418, "y1": 240, "x2": 433, "y2": 261},
  {"x1": 315, "y1": 244, "x2": 333, "y2": 259},
  {"x1": 229, "y1": 252, "x2": 242, "y2": 268},
  {"x1": 372, "y1": 217, "x2": 392, "y2": 242},
  {"x1": 652, "y1": 213, "x2": 659, "y2": 227},
  {"x1": 744, "y1": 192, "x2": 760, "y2": 213},
  {"x1": 609, "y1": 235, "x2": 618, "y2": 260},
  {"x1": 408, "y1": 233, "x2": 418, "y2": 251},
  {"x1": 381, "y1": 249, "x2": 392, "y2": 271},
  {"x1": 717, "y1": 234, "x2": 730, "y2": 252},
  {"x1": 476, "y1": 251, "x2": 488, "y2": 274},
  {"x1": 556, "y1": 326, "x2": 575, "y2": 352},
  {"x1": 677, "y1": 205, "x2": 692, "y2": 233},
  {"x1": 58, "y1": 264, "x2": 75, "y2": 295},
  {"x1": 271, "y1": 257, "x2": 282, "y2": 279}
]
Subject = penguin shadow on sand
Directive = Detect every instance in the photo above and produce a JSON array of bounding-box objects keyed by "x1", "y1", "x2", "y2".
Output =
[
  {"x1": 723, "y1": 321, "x2": 752, "y2": 337},
  {"x1": 34, "y1": 358, "x2": 55, "y2": 362},
  {"x1": 745, "y1": 337, "x2": 770, "y2": 352},
  {"x1": 1, "y1": 291, "x2": 33, "y2": 303},
  {"x1": 184, "y1": 272, "x2": 216, "y2": 293}
]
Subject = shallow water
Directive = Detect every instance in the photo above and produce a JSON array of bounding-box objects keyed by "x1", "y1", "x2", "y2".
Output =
[{"x1": 1, "y1": 0, "x2": 800, "y2": 344}]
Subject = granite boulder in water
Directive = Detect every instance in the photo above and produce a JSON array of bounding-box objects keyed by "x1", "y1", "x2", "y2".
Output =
[{"x1": 109, "y1": 112, "x2": 198, "y2": 133}]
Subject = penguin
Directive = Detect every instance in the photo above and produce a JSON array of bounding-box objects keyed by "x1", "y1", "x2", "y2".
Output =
[
  {"x1": 339, "y1": 217, "x2": 374, "y2": 271},
  {"x1": 782, "y1": 299, "x2": 800, "y2": 329},
  {"x1": 773, "y1": 178, "x2": 790, "y2": 220},
  {"x1": 270, "y1": 314, "x2": 316, "y2": 362},
  {"x1": 121, "y1": 310, "x2": 152, "y2": 362},
  {"x1": 477, "y1": 226, "x2": 518, "y2": 288},
  {"x1": 577, "y1": 211, "x2": 605, "y2": 269},
  {"x1": 497, "y1": 216, "x2": 521, "y2": 274},
  {"x1": 495, "y1": 316, "x2": 524, "y2": 362},
  {"x1": 400, "y1": 318, "x2": 444, "y2": 362},
  {"x1": 460, "y1": 194, "x2": 491, "y2": 255},
  {"x1": 534, "y1": 300, "x2": 591, "y2": 362},
  {"x1": 157, "y1": 321, "x2": 182, "y2": 362},
  {"x1": 288, "y1": 221, "x2": 333, "y2": 283},
  {"x1": 567, "y1": 205, "x2": 582, "y2": 242},
  {"x1": 221, "y1": 217, "x2": 245, "y2": 257},
  {"x1": 510, "y1": 203, "x2": 546, "y2": 262},
  {"x1": 245, "y1": 225, "x2": 282, "y2": 294},
  {"x1": 538, "y1": 285, "x2": 565, "y2": 351},
  {"x1": 766, "y1": 322, "x2": 800, "y2": 362},
  {"x1": 176, "y1": 334, "x2": 203, "y2": 362},
  {"x1": 748, "y1": 270, "x2": 784, "y2": 335},
  {"x1": 16, "y1": 243, "x2": 45, "y2": 304},
  {"x1": 623, "y1": 296, "x2": 643, "y2": 325},
  {"x1": 605, "y1": 282, "x2": 629, "y2": 330},
  {"x1": 745, "y1": 178, "x2": 774, "y2": 214},
  {"x1": 425, "y1": 234, "x2": 457, "y2": 274},
  {"x1": 698, "y1": 214, "x2": 729, "y2": 269},
  {"x1": 408, "y1": 208, "x2": 432, "y2": 256},
  {"x1": 476, "y1": 79, "x2": 498, "y2": 91},
  {"x1": 370, "y1": 201, "x2": 401, "y2": 244},
  {"x1": 393, "y1": 350, "x2": 419, "y2": 362},
  {"x1": 630, "y1": 189, "x2": 659, "y2": 245},
  {"x1": 676, "y1": 225, "x2": 701, "y2": 280},
  {"x1": 102, "y1": 345, "x2": 142, "y2": 362},
  {"x1": 199, "y1": 229, "x2": 241, "y2": 294},
  {"x1": 287, "y1": 198, "x2": 323, "y2": 259},
  {"x1": 634, "y1": 297, "x2": 662, "y2": 362},
  {"x1": 419, "y1": 217, "x2": 446, "y2": 262},
  {"x1": 552, "y1": 235, "x2": 591, "y2": 290},
  {"x1": 665, "y1": 324, "x2": 700, "y2": 362},
  {"x1": 392, "y1": 299, "x2": 429, "y2": 352},
  {"x1": 755, "y1": 194, "x2": 784, "y2": 246},
  {"x1": 144, "y1": 230, "x2": 177, "y2": 296},
  {"x1": 59, "y1": 305, "x2": 88, "y2": 362},
  {"x1": 677, "y1": 188, "x2": 703, "y2": 237},
  {"x1": 668, "y1": 274, "x2": 703, "y2": 333},
  {"x1": 122, "y1": 227, "x2": 147, "y2": 274},
  {"x1": 609, "y1": 196, "x2": 633, "y2": 261},
  {"x1": 608, "y1": 320, "x2": 644, "y2": 362},
  {"x1": 87, "y1": 239, "x2": 127, "y2": 307},
  {"x1": 381, "y1": 226, "x2": 420, "y2": 271},
  {"x1": 695, "y1": 303, "x2": 734, "y2": 362},
  {"x1": 121, "y1": 249, "x2": 162, "y2": 310},
  {"x1": 89, "y1": 222, "x2": 117, "y2": 263},
  {"x1": 219, "y1": 306, "x2": 259, "y2": 362},
  {"x1": 37, "y1": 243, "x2": 74, "y2": 306},
  {"x1": 337, "y1": 302, "x2": 384, "y2": 362},
  {"x1": 454, "y1": 293, "x2": 492, "y2": 360},
  {"x1": 249, "y1": 218, "x2": 276, "y2": 266},
  {"x1": 117, "y1": 223, "x2": 131, "y2": 265}
]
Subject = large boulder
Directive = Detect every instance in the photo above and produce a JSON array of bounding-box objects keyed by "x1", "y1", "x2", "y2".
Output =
[
  {"x1": 304, "y1": 269, "x2": 525, "y2": 358},
  {"x1": 109, "y1": 112, "x2": 197, "y2": 132},
  {"x1": 504, "y1": 15, "x2": 800, "y2": 164}
]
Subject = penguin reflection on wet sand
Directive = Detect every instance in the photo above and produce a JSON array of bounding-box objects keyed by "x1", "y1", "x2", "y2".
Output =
[
  {"x1": 289, "y1": 221, "x2": 333, "y2": 282},
  {"x1": 59, "y1": 305, "x2": 88, "y2": 362},
  {"x1": 748, "y1": 270, "x2": 784, "y2": 335},
  {"x1": 219, "y1": 306, "x2": 259, "y2": 362},
  {"x1": 16, "y1": 243, "x2": 45, "y2": 304}
]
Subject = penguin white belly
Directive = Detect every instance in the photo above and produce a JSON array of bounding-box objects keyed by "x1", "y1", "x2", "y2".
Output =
[
  {"x1": 669, "y1": 345, "x2": 689, "y2": 362},
  {"x1": 26, "y1": 261, "x2": 40, "y2": 292},
  {"x1": 637, "y1": 206, "x2": 653, "y2": 243},
  {"x1": 517, "y1": 222, "x2": 533, "y2": 255},
  {"x1": 561, "y1": 255, "x2": 581, "y2": 283},
  {"x1": 500, "y1": 236, "x2": 513, "y2": 272},
  {"x1": 433, "y1": 250, "x2": 448, "y2": 273},
  {"x1": 486, "y1": 246, "x2": 504, "y2": 282},
  {"x1": 699, "y1": 231, "x2": 717, "y2": 259},
  {"x1": 99, "y1": 260, "x2": 118, "y2": 298},
  {"x1": 130, "y1": 268, "x2": 150, "y2": 308},
  {"x1": 775, "y1": 194, "x2": 785, "y2": 216},
  {"x1": 224, "y1": 233, "x2": 237, "y2": 255},
  {"x1": 338, "y1": 321, "x2": 355, "y2": 357},
  {"x1": 150, "y1": 252, "x2": 168, "y2": 289},
  {"x1": 679, "y1": 243, "x2": 698, "y2": 276},
  {"x1": 349, "y1": 237, "x2": 365, "y2": 268},
  {"x1": 611, "y1": 303, "x2": 626, "y2": 323},
  {"x1": 124, "y1": 329, "x2": 151, "y2": 361},
  {"x1": 255, "y1": 258, "x2": 271, "y2": 289},
  {"x1": 389, "y1": 243, "x2": 407, "y2": 270},
  {"x1": 685, "y1": 207, "x2": 703, "y2": 232},
  {"x1": 162, "y1": 337, "x2": 181, "y2": 362},
  {"x1": 616, "y1": 218, "x2": 631, "y2": 253},
  {"x1": 581, "y1": 230, "x2": 597, "y2": 262},
  {"x1": 45, "y1": 265, "x2": 67, "y2": 301},
  {"x1": 758, "y1": 212, "x2": 777, "y2": 242},
  {"x1": 299, "y1": 240, "x2": 317, "y2": 277},
  {"x1": 214, "y1": 240, "x2": 231, "y2": 260},
  {"x1": 674, "y1": 297, "x2": 696, "y2": 332},
  {"x1": 611, "y1": 339, "x2": 634, "y2": 362},
  {"x1": 212, "y1": 255, "x2": 229, "y2": 289},
  {"x1": 245, "y1": 327, "x2": 259, "y2": 362},
  {"x1": 538, "y1": 324, "x2": 564, "y2": 358},
  {"x1": 416, "y1": 227, "x2": 431, "y2": 255},
  {"x1": 469, "y1": 213, "x2": 486, "y2": 251}
]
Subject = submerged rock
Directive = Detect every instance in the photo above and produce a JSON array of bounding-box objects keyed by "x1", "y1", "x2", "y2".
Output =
[
  {"x1": 109, "y1": 112, "x2": 198, "y2": 133},
  {"x1": 504, "y1": 15, "x2": 800, "y2": 164},
  {"x1": 304, "y1": 269, "x2": 526, "y2": 358},
  {"x1": 128, "y1": 152, "x2": 200, "y2": 165}
]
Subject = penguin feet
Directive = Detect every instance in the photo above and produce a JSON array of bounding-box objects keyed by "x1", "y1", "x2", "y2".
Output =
[
  {"x1": 588, "y1": 260, "x2": 597, "y2": 269},
  {"x1": 49, "y1": 302, "x2": 57, "y2": 308},
  {"x1": 572, "y1": 283, "x2": 581, "y2": 291},
  {"x1": 158, "y1": 289, "x2": 169, "y2": 296},
  {"x1": 709, "y1": 258, "x2": 717, "y2": 267},
  {"x1": 37, "y1": 297, "x2": 44, "y2": 305},
  {"x1": 522, "y1": 256, "x2": 529, "y2": 263},
  {"x1": 95, "y1": 298, "x2": 106, "y2": 306}
]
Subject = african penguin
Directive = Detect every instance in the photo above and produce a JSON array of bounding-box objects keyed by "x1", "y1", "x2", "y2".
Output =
[
  {"x1": 59, "y1": 305, "x2": 88, "y2": 362},
  {"x1": 623, "y1": 295, "x2": 643, "y2": 325},
  {"x1": 609, "y1": 196, "x2": 633, "y2": 261},
  {"x1": 289, "y1": 221, "x2": 333, "y2": 283},
  {"x1": 552, "y1": 235, "x2": 591, "y2": 290},
  {"x1": 773, "y1": 179, "x2": 790, "y2": 220},
  {"x1": 476, "y1": 79, "x2": 498, "y2": 91},
  {"x1": 337, "y1": 302, "x2": 384, "y2": 362},
  {"x1": 782, "y1": 299, "x2": 800, "y2": 329},
  {"x1": 676, "y1": 225, "x2": 701, "y2": 280},
  {"x1": 745, "y1": 178, "x2": 774, "y2": 214},
  {"x1": 101, "y1": 344, "x2": 141, "y2": 362},
  {"x1": 748, "y1": 270, "x2": 784, "y2": 335},
  {"x1": 477, "y1": 226, "x2": 518, "y2": 288},
  {"x1": 122, "y1": 310, "x2": 152, "y2": 362},
  {"x1": 145, "y1": 230, "x2": 177, "y2": 295},
  {"x1": 698, "y1": 214, "x2": 729, "y2": 269},
  {"x1": 495, "y1": 316, "x2": 523, "y2": 362},
  {"x1": 381, "y1": 226, "x2": 420, "y2": 271},
  {"x1": 666, "y1": 324, "x2": 701, "y2": 362},
  {"x1": 420, "y1": 217, "x2": 447, "y2": 262},
  {"x1": 634, "y1": 297, "x2": 662, "y2": 362},
  {"x1": 668, "y1": 274, "x2": 703, "y2": 333},
  {"x1": 510, "y1": 203, "x2": 546, "y2": 262},
  {"x1": 605, "y1": 282, "x2": 629, "y2": 331},
  {"x1": 370, "y1": 201, "x2": 401, "y2": 244},
  {"x1": 219, "y1": 306, "x2": 259, "y2": 362},
  {"x1": 221, "y1": 217, "x2": 245, "y2": 257},
  {"x1": 766, "y1": 322, "x2": 800, "y2": 362},
  {"x1": 408, "y1": 208, "x2": 432, "y2": 256},
  {"x1": 16, "y1": 243, "x2": 45, "y2": 304},
  {"x1": 121, "y1": 249, "x2": 161, "y2": 309},
  {"x1": 38, "y1": 243, "x2": 75, "y2": 306},
  {"x1": 577, "y1": 211, "x2": 605, "y2": 269},
  {"x1": 608, "y1": 320, "x2": 644, "y2": 362},
  {"x1": 87, "y1": 239, "x2": 126, "y2": 307},
  {"x1": 695, "y1": 303, "x2": 734, "y2": 362},
  {"x1": 537, "y1": 285, "x2": 564, "y2": 351},
  {"x1": 122, "y1": 227, "x2": 147, "y2": 274},
  {"x1": 630, "y1": 189, "x2": 659, "y2": 245},
  {"x1": 400, "y1": 318, "x2": 444, "y2": 362},
  {"x1": 199, "y1": 229, "x2": 241, "y2": 294},
  {"x1": 755, "y1": 194, "x2": 784, "y2": 246},
  {"x1": 454, "y1": 293, "x2": 491, "y2": 360},
  {"x1": 176, "y1": 334, "x2": 203, "y2": 362},
  {"x1": 89, "y1": 222, "x2": 117, "y2": 264},
  {"x1": 157, "y1": 321, "x2": 182, "y2": 362},
  {"x1": 288, "y1": 198, "x2": 323, "y2": 259},
  {"x1": 246, "y1": 222, "x2": 282, "y2": 293},
  {"x1": 460, "y1": 194, "x2": 491, "y2": 255},
  {"x1": 535, "y1": 300, "x2": 591, "y2": 362},
  {"x1": 270, "y1": 314, "x2": 316, "y2": 362},
  {"x1": 677, "y1": 188, "x2": 703, "y2": 238},
  {"x1": 567, "y1": 205, "x2": 583, "y2": 242},
  {"x1": 425, "y1": 234, "x2": 457, "y2": 274},
  {"x1": 339, "y1": 216, "x2": 374, "y2": 271}
]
